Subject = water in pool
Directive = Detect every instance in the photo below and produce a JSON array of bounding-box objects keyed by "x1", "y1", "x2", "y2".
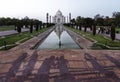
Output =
[{"x1": 37, "y1": 24, "x2": 80, "y2": 49}]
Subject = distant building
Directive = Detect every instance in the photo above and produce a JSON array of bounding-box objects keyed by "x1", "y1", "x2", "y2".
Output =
[
  {"x1": 53, "y1": 10, "x2": 65, "y2": 24},
  {"x1": 94, "y1": 14, "x2": 104, "y2": 21}
]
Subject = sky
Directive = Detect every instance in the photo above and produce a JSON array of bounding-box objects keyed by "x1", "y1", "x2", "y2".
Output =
[{"x1": 0, "y1": 0, "x2": 120, "y2": 22}]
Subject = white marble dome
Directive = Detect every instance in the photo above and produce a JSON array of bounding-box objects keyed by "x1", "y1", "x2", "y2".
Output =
[
  {"x1": 56, "y1": 10, "x2": 62, "y2": 15},
  {"x1": 53, "y1": 10, "x2": 65, "y2": 24}
]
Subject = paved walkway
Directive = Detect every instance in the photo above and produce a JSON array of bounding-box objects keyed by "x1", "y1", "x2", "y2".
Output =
[
  {"x1": 0, "y1": 29, "x2": 29, "y2": 37},
  {"x1": 0, "y1": 25, "x2": 120, "y2": 81},
  {"x1": 0, "y1": 50, "x2": 120, "y2": 82}
]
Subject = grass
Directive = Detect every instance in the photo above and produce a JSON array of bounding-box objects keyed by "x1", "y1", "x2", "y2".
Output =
[
  {"x1": 0, "y1": 27, "x2": 50, "y2": 50},
  {"x1": 116, "y1": 28, "x2": 120, "y2": 33},
  {"x1": 0, "y1": 25, "x2": 15, "y2": 31},
  {"x1": 67, "y1": 26, "x2": 120, "y2": 49},
  {"x1": 0, "y1": 45, "x2": 17, "y2": 50}
]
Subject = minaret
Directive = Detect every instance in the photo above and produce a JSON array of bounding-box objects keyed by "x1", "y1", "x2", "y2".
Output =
[
  {"x1": 64, "y1": 17, "x2": 66, "y2": 23},
  {"x1": 67, "y1": 16, "x2": 68, "y2": 23},
  {"x1": 46, "y1": 13, "x2": 49, "y2": 23},
  {"x1": 52, "y1": 16, "x2": 54, "y2": 23},
  {"x1": 69, "y1": 13, "x2": 71, "y2": 23},
  {"x1": 49, "y1": 15, "x2": 51, "y2": 23}
]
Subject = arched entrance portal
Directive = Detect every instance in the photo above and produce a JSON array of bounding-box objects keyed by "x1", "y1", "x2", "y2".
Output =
[{"x1": 57, "y1": 18, "x2": 61, "y2": 23}]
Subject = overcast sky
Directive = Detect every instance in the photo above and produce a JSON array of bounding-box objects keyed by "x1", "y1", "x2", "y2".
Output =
[{"x1": 0, "y1": 0, "x2": 120, "y2": 22}]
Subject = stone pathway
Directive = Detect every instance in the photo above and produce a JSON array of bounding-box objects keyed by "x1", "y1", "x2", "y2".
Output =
[
  {"x1": 0, "y1": 50, "x2": 120, "y2": 82},
  {"x1": 0, "y1": 29, "x2": 29, "y2": 37},
  {"x1": 0, "y1": 25, "x2": 120, "y2": 82}
]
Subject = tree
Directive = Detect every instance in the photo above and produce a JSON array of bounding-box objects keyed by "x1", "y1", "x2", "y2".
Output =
[
  {"x1": 104, "y1": 16, "x2": 112, "y2": 26},
  {"x1": 96, "y1": 18, "x2": 104, "y2": 26},
  {"x1": 13, "y1": 18, "x2": 19, "y2": 30},
  {"x1": 34, "y1": 19, "x2": 39, "y2": 31},
  {"x1": 39, "y1": 21, "x2": 42, "y2": 30},
  {"x1": 76, "y1": 16, "x2": 82, "y2": 30},
  {"x1": 16, "y1": 20, "x2": 22, "y2": 33},
  {"x1": 111, "y1": 24, "x2": 116, "y2": 41},
  {"x1": 70, "y1": 18, "x2": 76, "y2": 28},
  {"x1": 93, "y1": 24, "x2": 96, "y2": 36},
  {"x1": 84, "y1": 17, "x2": 94, "y2": 31},
  {"x1": 22, "y1": 16, "x2": 30, "y2": 28},
  {"x1": 42, "y1": 23, "x2": 45, "y2": 28},
  {"x1": 84, "y1": 22, "x2": 87, "y2": 32},
  {"x1": 112, "y1": 12, "x2": 120, "y2": 27},
  {"x1": 94, "y1": 14, "x2": 104, "y2": 26},
  {"x1": 30, "y1": 20, "x2": 33, "y2": 33},
  {"x1": 35, "y1": 24, "x2": 39, "y2": 31},
  {"x1": 94, "y1": 14, "x2": 104, "y2": 21}
]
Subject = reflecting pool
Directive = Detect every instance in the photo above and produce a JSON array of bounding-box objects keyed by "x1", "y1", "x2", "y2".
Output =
[{"x1": 37, "y1": 24, "x2": 81, "y2": 49}]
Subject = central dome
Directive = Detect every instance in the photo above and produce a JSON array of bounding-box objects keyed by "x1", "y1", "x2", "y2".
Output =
[
  {"x1": 53, "y1": 10, "x2": 65, "y2": 24},
  {"x1": 56, "y1": 10, "x2": 62, "y2": 15}
]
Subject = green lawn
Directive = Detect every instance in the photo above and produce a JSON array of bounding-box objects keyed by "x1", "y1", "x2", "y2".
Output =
[
  {"x1": 0, "y1": 25, "x2": 15, "y2": 31},
  {"x1": 67, "y1": 27, "x2": 120, "y2": 49},
  {"x1": 0, "y1": 27, "x2": 50, "y2": 50},
  {"x1": 116, "y1": 28, "x2": 120, "y2": 33}
]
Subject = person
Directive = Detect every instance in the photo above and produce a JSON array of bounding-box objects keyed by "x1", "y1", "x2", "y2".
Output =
[{"x1": 98, "y1": 27, "x2": 100, "y2": 34}]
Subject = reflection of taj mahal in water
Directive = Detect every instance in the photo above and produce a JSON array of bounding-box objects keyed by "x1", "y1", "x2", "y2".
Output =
[{"x1": 52, "y1": 10, "x2": 71, "y2": 24}]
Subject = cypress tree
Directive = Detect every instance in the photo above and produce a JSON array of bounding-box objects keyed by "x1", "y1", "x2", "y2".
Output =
[
  {"x1": 30, "y1": 20, "x2": 33, "y2": 33},
  {"x1": 93, "y1": 25, "x2": 96, "y2": 36},
  {"x1": 84, "y1": 26, "x2": 87, "y2": 32},
  {"x1": 39, "y1": 23, "x2": 42, "y2": 30},
  {"x1": 79, "y1": 25, "x2": 81, "y2": 30},
  {"x1": 111, "y1": 24, "x2": 116, "y2": 41},
  {"x1": 17, "y1": 20, "x2": 21, "y2": 33},
  {"x1": 35, "y1": 24, "x2": 39, "y2": 31},
  {"x1": 35, "y1": 21, "x2": 39, "y2": 31}
]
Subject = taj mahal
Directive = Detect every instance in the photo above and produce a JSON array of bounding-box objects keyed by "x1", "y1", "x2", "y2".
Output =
[
  {"x1": 46, "y1": 10, "x2": 71, "y2": 24},
  {"x1": 52, "y1": 10, "x2": 66, "y2": 24}
]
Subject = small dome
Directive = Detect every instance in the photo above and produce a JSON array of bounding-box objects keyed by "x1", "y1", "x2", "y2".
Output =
[{"x1": 56, "y1": 10, "x2": 62, "y2": 15}]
